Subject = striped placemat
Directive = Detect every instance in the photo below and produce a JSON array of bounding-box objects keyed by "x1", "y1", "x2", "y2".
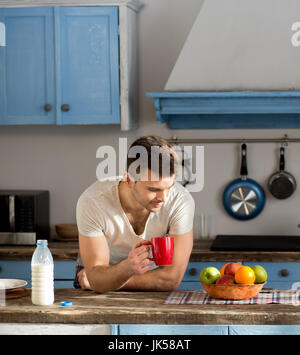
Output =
[{"x1": 163, "y1": 289, "x2": 300, "y2": 305}]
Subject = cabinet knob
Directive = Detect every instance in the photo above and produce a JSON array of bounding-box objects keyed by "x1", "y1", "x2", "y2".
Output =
[
  {"x1": 280, "y1": 269, "x2": 289, "y2": 277},
  {"x1": 61, "y1": 104, "x2": 70, "y2": 112},
  {"x1": 189, "y1": 268, "x2": 198, "y2": 276},
  {"x1": 44, "y1": 104, "x2": 52, "y2": 112}
]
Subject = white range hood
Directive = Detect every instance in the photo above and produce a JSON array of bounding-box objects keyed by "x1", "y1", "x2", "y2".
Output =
[
  {"x1": 165, "y1": 0, "x2": 300, "y2": 91},
  {"x1": 147, "y1": 0, "x2": 300, "y2": 129}
]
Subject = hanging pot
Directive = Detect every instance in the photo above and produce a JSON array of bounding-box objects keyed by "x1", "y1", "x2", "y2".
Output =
[
  {"x1": 222, "y1": 144, "x2": 265, "y2": 220},
  {"x1": 268, "y1": 147, "x2": 296, "y2": 199}
]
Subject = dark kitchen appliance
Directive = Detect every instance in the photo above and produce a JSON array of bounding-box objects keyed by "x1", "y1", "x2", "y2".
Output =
[
  {"x1": 268, "y1": 147, "x2": 297, "y2": 199},
  {"x1": 0, "y1": 190, "x2": 49, "y2": 245},
  {"x1": 211, "y1": 234, "x2": 300, "y2": 251},
  {"x1": 222, "y1": 144, "x2": 265, "y2": 220}
]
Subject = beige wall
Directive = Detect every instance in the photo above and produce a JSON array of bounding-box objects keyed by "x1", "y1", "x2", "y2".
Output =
[
  {"x1": 1, "y1": 0, "x2": 300, "y2": 239},
  {"x1": 165, "y1": 0, "x2": 300, "y2": 91}
]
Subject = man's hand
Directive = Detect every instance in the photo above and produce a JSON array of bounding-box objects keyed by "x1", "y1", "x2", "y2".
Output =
[
  {"x1": 127, "y1": 240, "x2": 151, "y2": 275},
  {"x1": 78, "y1": 268, "x2": 92, "y2": 290}
]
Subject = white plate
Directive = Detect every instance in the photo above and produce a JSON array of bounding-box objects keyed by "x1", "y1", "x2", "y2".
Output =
[{"x1": 0, "y1": 279, "x2": 27, "y2": 290}]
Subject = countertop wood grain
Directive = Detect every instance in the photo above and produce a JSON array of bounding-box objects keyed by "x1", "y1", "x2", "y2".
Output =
[
  {"x1": 1, "y1": 288, "x2": 300, "y2": 325},
  {"x1": 190, "y1": 240, "x2": 300, "y2": 262},
  {"x1": 0, "y1": 242, "x2": 78, "y2": 260},
  {"x1": 1, "y1": 240, "x2": 300, "y2": 261}
]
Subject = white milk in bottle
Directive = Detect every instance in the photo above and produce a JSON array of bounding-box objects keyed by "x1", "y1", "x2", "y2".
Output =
[{"x1": 31, "y1": 240, "x2": 54, "y2": 305}]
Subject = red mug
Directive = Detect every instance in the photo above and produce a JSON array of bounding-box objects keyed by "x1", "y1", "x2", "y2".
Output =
[{"x1": 144, "y1": 236, "x2": 174, "y2": 266}]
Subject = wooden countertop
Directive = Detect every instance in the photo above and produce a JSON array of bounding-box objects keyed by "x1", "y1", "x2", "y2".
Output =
[
  {"x1": 190, "y1": 240, "x2": 300, "y2": 262},
  {"x1": 1, "y1": 239, "x2": 300, "y2": 261},
  {"x1": 1, "y1": 288, "x2": 300, "y2": 325},
  {"x1": 0, "y1": 242, "x2": 78, "y2": 260}
]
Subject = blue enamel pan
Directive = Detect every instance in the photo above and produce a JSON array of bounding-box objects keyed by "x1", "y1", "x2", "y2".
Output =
[{"x1": 222, "y1": 144, "x2": 265, "y2": 220}]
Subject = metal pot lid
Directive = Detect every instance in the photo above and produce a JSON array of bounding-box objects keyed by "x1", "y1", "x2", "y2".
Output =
[{"x1": 229, "y1": 186, "x2": 258, "y2": 216}]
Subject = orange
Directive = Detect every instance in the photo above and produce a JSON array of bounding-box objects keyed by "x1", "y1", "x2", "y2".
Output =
[
  {"x1": 234, "y1": 266, "x2": 256, "y2": 285},
  {"x1": 220, "y1": 263, "x2": 230, "y2": 276}
]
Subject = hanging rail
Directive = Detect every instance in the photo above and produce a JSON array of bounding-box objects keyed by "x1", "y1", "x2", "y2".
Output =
[{"x1": 168, "y1": 134, "x2": 299, "y2": 145}]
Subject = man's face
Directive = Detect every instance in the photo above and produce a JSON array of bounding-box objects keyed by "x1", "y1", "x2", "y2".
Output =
[{"x1": 131, "y1": 171, "x2": 175, "y2": 212}]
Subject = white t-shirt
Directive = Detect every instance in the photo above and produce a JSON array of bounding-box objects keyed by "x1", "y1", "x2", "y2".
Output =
[{"x1": 76, "y1": 176, "x2": 195, "y2": 267}]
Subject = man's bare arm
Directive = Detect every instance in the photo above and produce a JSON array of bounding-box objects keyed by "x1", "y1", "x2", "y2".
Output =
[
  {"x1": 79, "y1": 233, "x2": 150, "y2": 293},
  {"x1": 118, "y1": 230, "x2": 193, "y2": 291}
]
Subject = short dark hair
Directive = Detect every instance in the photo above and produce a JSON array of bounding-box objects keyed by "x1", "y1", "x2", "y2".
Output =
[{"x1": 126, "y1": 135, "x2": 179, "y2": 181}]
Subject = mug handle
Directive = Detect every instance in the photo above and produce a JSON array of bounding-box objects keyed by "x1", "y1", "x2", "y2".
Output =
[{"x1": 144, "y1": 241, "x2": 155, "y2": 261}]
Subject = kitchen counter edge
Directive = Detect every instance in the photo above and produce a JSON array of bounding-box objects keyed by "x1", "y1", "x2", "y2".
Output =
[{"x1": 1, "y1": 289, "x2": 300, "y2": 325}]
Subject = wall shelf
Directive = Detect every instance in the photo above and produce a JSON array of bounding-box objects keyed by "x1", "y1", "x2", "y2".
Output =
[{"x1": 146, "y1": 91, "x2": 300, "y2": 129}]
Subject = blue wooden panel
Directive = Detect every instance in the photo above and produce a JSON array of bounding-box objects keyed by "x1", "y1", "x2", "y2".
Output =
[
  {"x1": 246, "y1": 262, "x2": 300, "y2": 281},
  {"x1": 146, "y1": 91, "x2": 300, "y2": 129},
  {"x1": 179, "y1": 281, "x2": 203, "y2": 290},
  {"x1": 119, "y1": 324, "x2": 228, "y2": 335},
  {"x1": 229, "y1": 325, "x2": 300, "y2": 335},
  {"x1": 0, "y1": 260, "x2": 76, "y2": 281},
  {"x1": 262, "y1": 281, "x2": 294, "y2": 289},
  {"x1": 0, "y1": 7, "x2": 55, "y2": 124},
  {"x1": 167, "y1": 114, "x2": 300, "y2": 129},
  {"x1": 56, "y1": 7, "x2": 120, "y2": 125},
  {"x1": 54, "y1": 260, "x2": 76, "y2": 279},
  {"x1": 110, "y1": 325, "x2": 119, "y2": 335},
  {"x1": 0, "y1": 260, "x2": 30, "y2": 279}
]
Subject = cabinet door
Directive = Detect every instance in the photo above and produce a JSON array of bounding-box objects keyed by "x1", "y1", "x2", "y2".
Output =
[
  {"x1": 56, "y1": 7, "x2": 120, "y2": 125},
  {"x1": 0, "y1": 7, "x2": 55, "y2": 124},
  {"x1": 0, "y1": 260, "x2": 76, "y2": 288},
  {"x1": 119, "y1": 324, "x2": 229, "y2": 335},
  {"x1": 229, "y1": 325, "x2": 300, "y2": 335},
  {"x1": 246, "y1": 262, "x2": 300, "y2": 289}
]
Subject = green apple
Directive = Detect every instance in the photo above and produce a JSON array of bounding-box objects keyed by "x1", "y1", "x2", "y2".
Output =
[
  {"x1": 200, "y1": 267, "x2": 221, "y2": 284},
  {"x1": 251, "y1": 265, "x2": 268, "y2": 284}
]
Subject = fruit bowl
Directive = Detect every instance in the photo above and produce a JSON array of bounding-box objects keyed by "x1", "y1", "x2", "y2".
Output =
[{"x1": 201, "y1": 282, "x2": 266, "y2": 300}]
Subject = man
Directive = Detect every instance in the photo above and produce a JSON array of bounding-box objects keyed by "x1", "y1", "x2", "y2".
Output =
[{"x1": 75, "y1": 135, "x2": 195, "y2": 292}]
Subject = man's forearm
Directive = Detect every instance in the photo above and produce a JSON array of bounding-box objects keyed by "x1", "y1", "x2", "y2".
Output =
[
  {"x1": 87, "y1": 259, "x2": 134, "y2": 293},
  {"x1": 118, "y1": 267, "x2": 181, "y2": 292}
]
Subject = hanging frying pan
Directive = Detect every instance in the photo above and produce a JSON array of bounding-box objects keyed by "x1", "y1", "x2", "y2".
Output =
[
  {"x1": 268, "y1": 147, "x2": 296, "y2": 199},
  {"x1": 222, "y1": 144, "x2": 265, "y2": 220}
]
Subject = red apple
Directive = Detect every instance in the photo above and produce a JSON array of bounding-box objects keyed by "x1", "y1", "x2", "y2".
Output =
[
  {"x1": 216, "y1": 275, "x2": 235, "y2": 285},
  {"x1": 224, "y1": 263, "x2": 243, "y2": 277}
]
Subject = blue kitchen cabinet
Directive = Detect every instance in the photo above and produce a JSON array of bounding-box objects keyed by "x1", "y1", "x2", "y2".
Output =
[
  {"x1": 56, "y1": 7, "x2": 120, "y2": 125},
  {"x1": 246, "y1": 262, "x2": 300, "y2": 289},
  {"x1": 0, "y1": 6, "x2": 120, "y2": 125},
  {"x1": 116, "y1": 324, "x2": 300, "y2": 335},
  {"x1": 229, "y1": 325, "x2": 300, "y2": 335},
  {"x1": 2, "y1": 260, "x2": 299, "y2": 290},
  {"x1": 0, "y1": 7, "x2": 55, "y2": 124},
  {"x1": 118, "y1": 324, "x2": 229, "y2": 335},
  {"x1": 0, "y1": 259, "x2": 76, "y2": 288}
]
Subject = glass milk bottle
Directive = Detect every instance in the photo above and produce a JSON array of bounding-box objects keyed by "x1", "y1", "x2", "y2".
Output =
[{"x1": 31, "y1": 240, "x2": 54, "y2": 305}]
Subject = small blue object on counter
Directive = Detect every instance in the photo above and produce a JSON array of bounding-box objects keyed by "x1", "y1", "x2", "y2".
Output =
[{"x1": 60, "y1": 301, "x2": 72, "y2": 307}]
